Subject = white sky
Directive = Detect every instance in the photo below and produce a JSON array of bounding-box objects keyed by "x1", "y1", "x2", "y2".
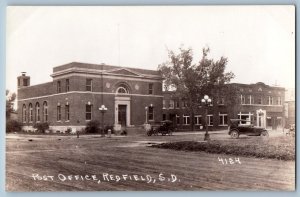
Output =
[{"x1": 6, "y1": 6, "x2": 295, "y2": 94}]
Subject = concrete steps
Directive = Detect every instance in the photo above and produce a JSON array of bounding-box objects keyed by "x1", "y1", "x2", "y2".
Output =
[{"x1": 125, "y1": 126, "x2": 145, "y2": 136}]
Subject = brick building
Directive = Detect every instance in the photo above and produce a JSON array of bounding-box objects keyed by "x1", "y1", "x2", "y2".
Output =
[
  {"x1": 17, "y1": 62, "x2": 163, "y2": 133},
  {"x1": 162, "y1": 82, "x2": 285, "y2": 130},
  {"x1": 17, "y1": 62, "x2": 286, "y2": 133},
  {"x1": 284, "y1": 88, "x2": 295, "y2": 127}
]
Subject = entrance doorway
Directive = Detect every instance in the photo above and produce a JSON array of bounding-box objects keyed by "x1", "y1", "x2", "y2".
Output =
[
  {"x1": 114, "y1": 96, "x2": 131, "y2": 126},
  {"x1": 256, "y1": 109, "x2": 266, "y2": 128},
  {"x1": 118, "y1": 105, "x2": 127, "y2": 126}
]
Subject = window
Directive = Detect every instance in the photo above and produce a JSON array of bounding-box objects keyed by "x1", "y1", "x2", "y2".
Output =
[
  {"x1": 57, "y1": 105, "x2": 61, "y2": 121},
  {"x1": 57, "y1": 81, "x2": 61, "y2": 93},
  {"x1": 182, "y1": 101, "x2": 188, "y2": 108},
  {"x1": 207, "y1": 115, "x2": 213, "y2": 126},
  {"x1": 117, "y1": 87, "x2": 127, "y2": 94},
  {"x1": 162, "y1": 114, "x2": 166, "y2": 121},
  {"x1": 86, "y1": 104, "x2": 92, "y2": 120},
  {"x1": 116, "y1": 84, "x2": 129, "y2": 94},
  {"x1": 148, "y1": 106, "x2": 154, "y2": 121},
  {"x1": 65, "y1": 104, "x2": 70, "y2": 121},
  {"x1": 43, "y1": 102, "x2": 48, "y2": 122},
  {"x1": 194, "y1": 115, "x2": 202, "y2": 125},
  {"x1": 148, "y1": 83, "x2": 153, "y2": 94},
  {"x1": 18, "y1": 79, "x2": 20, "y2": 86},
  {"x1": 176, "y1": 115, "x2": 180, "y2": 124},
  {"x1": 268, "y1": 96, "x2": 273, "y2": 105},
  {"x1": 257, "y1": 96, "x2": 263, "y2": 105},
  {"x1": 29, "y1": 103, "x2": 33, "y2": 122},
  {"x1": 247, "y1": 95, "x2": 254, "y2": 105},
  {"x1": 162, "y1": 100, "x2": 166, "y2": 109},
  {"x1": 35, "y1": 103, "x2": 40, "y2": 122},
  {"x1": 66, "y1": 79, "x2": 70, "y2": 92},
  {"x1": 240, "y1": 95, "x2": 245, "y2": 104},
  {"x1": 218, "y1": 97, "x2": 225, "y2": 105},
  {"x1": 219, "y1": 113, "x2": 228, "y2": 126},
  {"x1": 183, "y1": 115, "x2": 190, "y2": 125},
  {"x1": 22, "y1": 104, "x2": 26, "y2": 122},
  {"x1": 277, "y1": 97, "x2": 282, "y2": 105},
  {"x1": 169, "y1": 100, "x2": 174, "y2": 109},
  {"x1": 175, "y1": 100, "x2": 180, "y2": 108},
  {"x1": 86, "y1": 79, "x2": 92, "y2": 91},
  {"x1": 238, "y1": 112, "x2": 253, "y2": 125}
]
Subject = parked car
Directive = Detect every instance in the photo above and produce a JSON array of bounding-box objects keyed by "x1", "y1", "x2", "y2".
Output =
[
  {"x1": 228, "y1": 119, "x2": 269, "y2": 139},
  {"x1": 147, "y1": 120, "x2": 175, "y2": 136}
]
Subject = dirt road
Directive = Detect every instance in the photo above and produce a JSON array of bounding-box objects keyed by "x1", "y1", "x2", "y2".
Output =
[{"x1": 6, "y1": 133, "x2": 295, "y2": 191}]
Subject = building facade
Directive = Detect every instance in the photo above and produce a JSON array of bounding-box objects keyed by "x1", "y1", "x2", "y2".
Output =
[
  {"x1": 162, "y1": 82, "x2": 285, "y2": 130},
  {"x1": 17, "y1": 62, "x2": 163, "y2": 133},
  {"x1": 17, "y1": 62, "x2": 286, "y2": 133}
]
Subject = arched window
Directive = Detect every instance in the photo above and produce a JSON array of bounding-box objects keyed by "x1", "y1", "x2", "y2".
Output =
[
  {"x1": 29, "y1": 103, "x2": 33, "y2": 122},
  {"x1": 116, "y1": 84, "x2": 129, "y2": 94},
  {"x1": 22, "y1": 104, "x2": 26, "y2": 122},
  {"x1": 35, "y1": 102, "x2": 40, "y2": 122},
  {"x1": 43, "y1": 101, "x2": 48, "y2": 122}
]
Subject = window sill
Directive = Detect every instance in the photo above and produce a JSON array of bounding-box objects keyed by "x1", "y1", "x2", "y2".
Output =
[{"x1": 219, "y1": 124, "x2": 228, "y2": 126}]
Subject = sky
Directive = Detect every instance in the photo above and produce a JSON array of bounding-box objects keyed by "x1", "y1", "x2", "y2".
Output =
[{"x1": 6, "y1": 6, "x2": 295, "y2": 94}]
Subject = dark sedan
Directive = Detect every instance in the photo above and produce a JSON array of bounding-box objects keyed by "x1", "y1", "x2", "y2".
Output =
[{"x1": 228, "y1": 119, "x2": 269, "y2": 139}]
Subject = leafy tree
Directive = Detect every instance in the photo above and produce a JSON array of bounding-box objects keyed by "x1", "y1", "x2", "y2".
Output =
[
  {"x1": 158, "y1": 47, "x2": 235, "y2": 130},
  {"x1": 6, "y1": 90, "x2": 16, "y2": 119},
  {"x1": 6, "y1": 120, "x2": 22, "y2": 133}
]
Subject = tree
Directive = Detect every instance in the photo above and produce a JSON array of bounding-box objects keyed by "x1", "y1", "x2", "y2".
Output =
[
  {"x1": 158, "y1": 47, "x2": 235, "y2": 130},
  {"x1": 6, "y1": 90, "x2": 16, "y2": 119}
]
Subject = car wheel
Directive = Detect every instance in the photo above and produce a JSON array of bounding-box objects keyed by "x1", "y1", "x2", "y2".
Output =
[
  {"x1": 261, "y1": 130, "x2": 269, "y2": 137},
  {"x1": 230, "y1": 130, "x2": 239, "y2": 139}
]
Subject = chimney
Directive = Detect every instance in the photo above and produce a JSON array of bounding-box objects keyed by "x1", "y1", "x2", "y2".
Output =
[{"x1": 17, "y1": 72, "x2": 30, "y2": 88}]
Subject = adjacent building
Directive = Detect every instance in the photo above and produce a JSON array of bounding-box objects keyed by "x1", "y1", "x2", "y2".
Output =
[
  {"x1": 284, "y1": 88, "x2": 295, "y2": 127},
  {"x1": 163, "y1": 82, "x2": 285, "y2": 130}
]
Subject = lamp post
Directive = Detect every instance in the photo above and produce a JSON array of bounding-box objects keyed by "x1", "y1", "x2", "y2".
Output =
[
  {"x1": 145, "y1": 106, "x2": 148, "y2": 124},
  {"x1": 99, "y1": 104, "x2": 108, "y2": 137},
  {"x1": 201, "y1": 95, "x2": 212, "y2": 141}
]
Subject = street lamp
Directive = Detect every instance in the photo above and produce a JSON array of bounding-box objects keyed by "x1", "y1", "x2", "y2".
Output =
[
  {"x1": 145, "y1": 106, "x2": 148, "y2": 124},
  {"x1": 201, "y1": 95, "x2": 212, "y2": 141},
  {"x1": 99, "y1": 104, "x2": 108, "y2": 137}
]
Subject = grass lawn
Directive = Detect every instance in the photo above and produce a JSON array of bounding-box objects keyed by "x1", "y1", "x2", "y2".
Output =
[{"x1": 152, "y1": 135, "x2": 295, "y2": 161}]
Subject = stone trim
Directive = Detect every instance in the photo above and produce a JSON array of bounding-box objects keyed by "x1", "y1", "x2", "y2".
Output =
[{"x1": 18, "y1": 91, "x2": 164, "y2": 102}]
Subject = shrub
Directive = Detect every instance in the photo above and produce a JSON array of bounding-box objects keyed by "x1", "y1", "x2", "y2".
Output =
[
  {"x1": 65, "y1": 127, "x2": 72, "y2": 134},
  {"x1": 85, "y1": 120, "x2": 100, "y2": 133},
  {"x1": 6, "y1": 120, "x2": 22, "y2": 133},
  {"x1": 120, "y1": 130, "x2": 127, "y2": 136},
  {"x1": 33, "y1": 122, "x2": 49, "y2": 133}
]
